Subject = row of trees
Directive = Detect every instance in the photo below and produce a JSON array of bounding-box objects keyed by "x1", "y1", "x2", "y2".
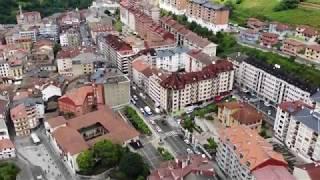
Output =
[
  {"x1": 274, "y1": 0, "x2": 300, "y2": 11},
  {"x1": 124, "y1": 106, "x2": 152, "y2": 135},
  {"x1": 77, "y1": 140, "x2": 149, "y2": 179}
]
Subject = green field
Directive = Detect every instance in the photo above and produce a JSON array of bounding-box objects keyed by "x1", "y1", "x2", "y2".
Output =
[{"x1": 215, "y1": 0, "x2": 320, "y2": 28}]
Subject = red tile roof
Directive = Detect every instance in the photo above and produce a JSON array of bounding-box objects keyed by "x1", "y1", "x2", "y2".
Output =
[
  {"x1": 307, "y1": 44, "x2": 320, "y2": 52},
  {"x1": 252, "y1": 165, "x2": 294, "y2": 180},
  {"x1": 279, "y1": 101, "x2": 310, "y2": 114},
  {"x1": 131, "y1": 58, "x2": 151, "y2": 72},
  {"x1": 47, "y1": 116, "x2": 67, "y2": 129},
  {"x1": 104, "y1": 34, "x2": 132, "y2": 52},
  {"x1": 52, "y1": 126, "x2": 89, "y2": 155},
  {"x1": 0, "y1": 139, "x2": 14, "y2": 150},
  {"x1": 296, "y1": 161, "x2": 320, "y2": 180},
  {"x1": 160, "y1": 60, "x2": 233, "y2": 90},
  {"x1": 218, "y1": 101, "x2": 262, "y2": 125},
  {"x1": 10, "y1": 104, "x2": 27, "y2": 120},
  {"x1": 283, "y1": 39, "x2": 304, "y2": 47},
  {"x1": 149, "y1": 155, "x2": 215, "y2": 180},
  {"x1": 59, "y1": 86, "x2": 93, "y2": 106},
  {"x1": 56, "y1": 47, "x2": 95, "y2": 59},
  {"x1": 187, "y1": 49, "x2": 220, "y2": 65}
]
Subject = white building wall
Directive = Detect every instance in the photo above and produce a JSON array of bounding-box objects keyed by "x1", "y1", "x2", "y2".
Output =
[
  {"x1": 41, "y1": 85, "x2": 62, "y2": 101},
  {"x1": 0, "y1": 63, "x2": 10, "y2": 77},
  {"x1": 0, "y1": 147, "x2": 16, "y2": 160}
]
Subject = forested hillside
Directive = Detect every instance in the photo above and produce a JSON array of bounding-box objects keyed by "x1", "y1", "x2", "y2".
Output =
[{"x1": 0, "y1": 0, "x2": 93, "y2": 24}]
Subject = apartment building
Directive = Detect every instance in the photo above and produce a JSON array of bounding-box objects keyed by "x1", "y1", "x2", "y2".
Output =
[
  {"x1": 186, "y1": 0, "x2": 229, "y2": 33},
  {"x1": 59, "y1": 28, "x2": 81, "y2": 47},
  {"x1": 235, "y1": 56, "x2": 318, "y2": 106},
  {"x1": 295, "y1": 25, "x2": 319, "y2": 42},
  {"x1": 274, "y1": 101, "x2": 307, "y2": 141},
  {"x1": 159, "y1": 0, "x2": 188, "y2": 15},
  {"x1": 97, "y1": 34, "x2": 134, "y2": 74},
  {"x1": 154, "y1": 46, "x2": 188, "y2": 72},
  {"x1": 71, "y1": 52, "x2": 105, "y2": 77},
  {"x1": 10, "y1": 101, "x2": 43, "y2": 136},
  {"x1": 216, "y1": 125, "x2": 292, "y2": 180},
  {"x1": 160, "y1": 16, "x2": 217, "y2": 57},
  {"x1": 57, "y1": 11, "x2": 81, "y2": 31},
  {"x1": 158, "y1": 60, "x2": 234, "y2": 112},
  {"x1": 247, "y1": 18, "x2": 268, "y2": 32},
  {"x1": 259, "y1": 32, "x2": 279, "y2": 48},
  {"x1": 0, "y1": 60, "x2": 10, "y2": 77},
  {"x1": 45, "y1": 108, "x2": 139, "y2": 173},
  {"x1": 185, "y1": 49, "x2": 219, "y2": 72},
  {"x1": 217, "y1": 101, "x2": 262, "y2": 131},
  {"x1": 39, "y1": 21, "x2": 59, "y2": 41},
  {"x1": 305, "y1": 45, "x2": 320, "y2": 62},
  {"x1": 285, "y1": 107, "x2": 320, "y2": 162},
  {"x1": 148, "y1": 68, "x2": 170, "y2": 107},
  {"x1": 16, "y1": 8, "x2": 41, "y2": 25},
  {"x1": 58, "y1": 85, "x2": 104, "y2": 117},
  {"x1": 120, "y1": 0, "x2": 176, "y2": 49},
  {"x1": 89, "y1": 23, "x2": 117, "y2": 44},
  {"x1": 102, "y1": 74, "x2": 130, "y2": 109},
  {"x1": 131, "y1": 57, "x2": 152, "y2": 90},
  {"x1": 281, "y1": 39, "x2": 305, "y2": 56},
  {"x1": 56, "y1": 47, "x2": 96, "y2": 76},
  {"x1": 239, "y1": 29, "x2": 259, "y2": 44},
  {"x1": 0, "y1": 116, "x2": 9, "y2": 140}
]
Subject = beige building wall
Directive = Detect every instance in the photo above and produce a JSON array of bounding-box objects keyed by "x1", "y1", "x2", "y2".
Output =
[{"x1": 104, "y1": 76, "x2": 130, "y2": 109}]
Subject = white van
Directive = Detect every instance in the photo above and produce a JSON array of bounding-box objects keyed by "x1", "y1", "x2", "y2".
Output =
[{"x1": 31, "y1": 133, "x2": 41, "y2": 145}]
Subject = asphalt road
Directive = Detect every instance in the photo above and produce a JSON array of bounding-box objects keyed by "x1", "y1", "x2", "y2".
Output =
[
  {"x1": 165, "y1": 135, "x2": 191, "y2": 156},
  {"x1": 137, "y1": 141, "x2": 162, "y2": 170}
]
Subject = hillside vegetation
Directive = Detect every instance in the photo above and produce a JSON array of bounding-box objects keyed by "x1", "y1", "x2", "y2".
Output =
[
  {"x1": 0, "y1": 0, "x2": 93, "y2": 24},
  {"x1": 215, "y1": 0, "x2": 320, "y2": 28}
]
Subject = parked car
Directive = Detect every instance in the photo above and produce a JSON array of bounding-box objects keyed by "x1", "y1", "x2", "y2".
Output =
[
  {"x1": 133, "y1": 95, "x2": 138, "y2": 101},
  {"x1": 150, "y1": 119, "x2": 156, "y2": 125},
  {"x1": 140, "y1": 108, "x2": 145, "y2": 114},
  {"x1": 155, "y1": 108, "x2": 161, "y2": 114},
  {"x1": 155, "y1": 126, "x2": 162, "y2": 132},
  {"x1": 184, "y1": 139, "x2": 190, "y2": 144},
  {"x1": 131, "y1": 99, "x2": 136, "y2": 105},
  {"x1": 186, "y1": 148, "x2": 193, "y2": 154},
  {"x1": 139, "y1": 93, "x2": 146, "y2": 99}
]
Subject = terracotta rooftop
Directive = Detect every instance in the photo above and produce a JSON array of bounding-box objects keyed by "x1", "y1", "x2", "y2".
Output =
[
  {"x1": 307, "y1": 44, "x2": 320, "y2": 52},
  {"x1": 67, "y1": 107, "x2": 139, "y2": 146},
  {"x1": 149, "y1": 155, "x2": 215, "y2": 180},
  {"x1": 220, "y1": 125, "x2": 287, "y2": 171},
  {"x1": 52, "y1": 126, "x2": 89, "y2": 155},
  {"x1": 261, "y1": 32, "x2": 279, "y2": 39},
  {"x1": 56, "y1": 47, "x2": 95, "y2": 59},
  {"x1": 131, "y1": 57, "x2": 151, "y2": 72},
  {"x1": 160, "y1": 60, "x2": 233, "y2": 90},
  {"x1": 104, "y1": 34, "x2": 132, "y2": 52},
  {"x1": 46, "y1": 116, "x2": 67, "y2": 129},
  {"x1": 252, "y1": 165, "x2": 294, "y2": 180},
  {"x1": 283, "y1": 39, "x2": 304, "y2": 46},
  {"x1": 10, "y1": 104, "x2": 27, "y2": 120},
  {"x1": 279, "y1": 101, "x2": 310, "y2": 114},
  {"x1": 187, "y1": 49, "x2": 220, "y2": 65},
  {"x1": 296, "y1": 161, "x2": 320, "y2": 180},
  {"x1": 218, "y1": 101, "x2": 262, "y2": 125},
  {"x1": 0, "y1": 139, "x2": 14, "y2": 150},
  {"x1": 59, "y1": 86, "x2": 93, "y2": 106}
]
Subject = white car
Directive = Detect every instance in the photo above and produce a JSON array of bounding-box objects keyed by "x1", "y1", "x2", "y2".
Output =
[
  {"x1": 131, "y1": 99, "x2": 136, "y2": 105},
  {"x1": 132, "y1": 86, "x2": 137, "y2": 90},
  {"x1": 264, "y1": 101, "x2": 271, "y2": 107},
  {"x1": 139, "y1": 93, "x2": 146, "y2": 99},
  {"x1": 155, "y1": 126, "x2": 162, "y2": 132},
  {"x1": 150, "y1": 120, "x2": 156, "y2": 125},
  {"x1": 133, "y1": 95, "x2": 138, "y2": 101},
  {"x1": 140, "y1": 108, "x2": 145, "y2": 114},
  {"x1": 186, "y1": 148, "x2": 193, "y2": 154},
  {"x1": 184, "y1": 139, "x2": 190, "y2": 144}
]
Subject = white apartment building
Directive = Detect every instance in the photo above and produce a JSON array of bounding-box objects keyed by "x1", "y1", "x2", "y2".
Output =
[
  {"x1": 285, "y1": 107, "x2": 320, "y2": 162},
  {"x1": 97, "y1": 34, "x2": 134, "y2": 74},
  {"x1": 19, "y1": 29, "x2": 37, "y2": 42},
  {"x1": 0, "y1": 119, "x2": 10, "y2": 140},
  {"x1": 158, "y1": 60, "x2": 234, "y2": 112},
  {"x1": 234, "y1": 56, "x2": 318, "y2": 107},
  {"x1": 216, "y1": 125, "x2": 290, "y2": 180},
  {"x1": 131, "y1": 56, "x2": 152, "y2": 90},
  {"x1": 0, "y1": 60, "x2": 10, "y2": 77},
  {"x1": 154, "y1": 46, "x2": 188, "y2": 72},
  {"x1": 59, "y1": 29, "x2": 81, "y2": 47},
  {"x1": 39, "y1": 22, "x2": 59, "y2": 41}
]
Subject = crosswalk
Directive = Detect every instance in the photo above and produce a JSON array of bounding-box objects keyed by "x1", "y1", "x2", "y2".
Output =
[{"x1": 163, "y1": 131, "x2": 178, "y2": 137}]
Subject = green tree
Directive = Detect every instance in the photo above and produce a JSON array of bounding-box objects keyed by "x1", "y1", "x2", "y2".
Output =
[
  {"x1": 53, "y1": 43, "x2": 61, "y2": 58},
  {"x1": 77, "y1": 150, "x2": 94, "y2": 172},
  {"x1": 93, "y1": 140, "x2": 123, "y2": 167},
  {"x1": 0, "y1": 162, "x2": 20, "y2": 180},
  {"x1": 119, "y1": 152, "x2": 149, "y2": 179}
]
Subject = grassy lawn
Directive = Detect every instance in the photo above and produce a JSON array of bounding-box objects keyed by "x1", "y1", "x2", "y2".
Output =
[{"x1": 216, "y1": 0, "x2": 320, "y2": 28}]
